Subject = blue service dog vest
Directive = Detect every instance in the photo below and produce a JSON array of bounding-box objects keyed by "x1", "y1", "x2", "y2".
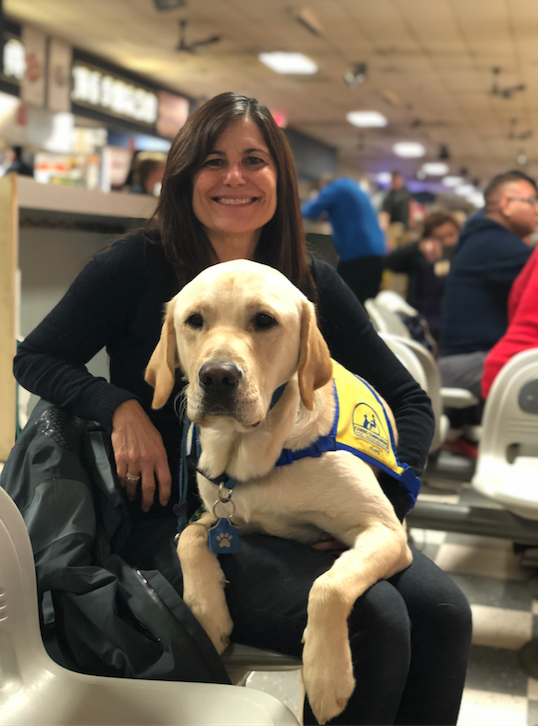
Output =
[{"x1": 274, "y1": 360, "x2": 422, "y2": 508}]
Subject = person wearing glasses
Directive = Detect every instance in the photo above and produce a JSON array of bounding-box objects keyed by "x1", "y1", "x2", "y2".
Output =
[{"x1": 438, "y1": 170, "x2": 536, "y2": 455}]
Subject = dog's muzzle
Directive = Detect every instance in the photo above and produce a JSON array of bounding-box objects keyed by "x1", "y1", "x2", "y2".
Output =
[{"x1": 198, "y1": 359, "x2": 242, "y2": 412}]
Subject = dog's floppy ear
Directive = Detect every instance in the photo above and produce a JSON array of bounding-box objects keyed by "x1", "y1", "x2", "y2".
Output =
[
  {"x1": 297, "y1": 299, "x2": 333, "y2": 410},
  {"x1": 145, "y1": 300, "x2": 180, "y2": 409}
]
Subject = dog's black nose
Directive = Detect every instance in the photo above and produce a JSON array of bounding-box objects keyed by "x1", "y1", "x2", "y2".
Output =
[{"x1": 199, "y1": 360, "x2": 242, "y2": 396}]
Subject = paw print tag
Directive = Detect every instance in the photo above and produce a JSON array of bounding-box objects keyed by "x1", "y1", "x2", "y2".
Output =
[{"x1": 208, "y1": 518, "x2": 240, "y2": 554}]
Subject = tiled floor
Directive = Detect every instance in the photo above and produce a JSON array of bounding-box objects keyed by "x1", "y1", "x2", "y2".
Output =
[{"x1": 245, "y1": 452, "x2": 538, "y2": 726}]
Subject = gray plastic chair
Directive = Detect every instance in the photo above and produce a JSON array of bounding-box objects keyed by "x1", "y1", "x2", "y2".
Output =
[
  {"x1": 472, "y1": 348, "x2": 538, "y2": 519},
  {"x1": 0, "y1": 486, "x2": 298, "y2": 725},
  {"x1": 364, "y1": 298, "x2": 411, "y2": 339}
]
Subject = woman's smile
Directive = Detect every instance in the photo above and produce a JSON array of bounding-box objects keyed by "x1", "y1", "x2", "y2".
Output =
[{"x1": 213, "y1": 196, "x2": 259, "y2": 205}]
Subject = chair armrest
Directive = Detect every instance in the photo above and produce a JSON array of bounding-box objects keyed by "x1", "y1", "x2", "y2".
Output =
[{"x1": 441, "y1": 387, "x2": 479, "y2": 409}]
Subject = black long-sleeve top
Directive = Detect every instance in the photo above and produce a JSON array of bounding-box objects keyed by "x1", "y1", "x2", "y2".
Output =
[
  {"x1": 383, "y1": 242, "x2": 448, "y2": 336},
  {"x1": 14, "y1": 230, "x2": 434, "y2": 520}
]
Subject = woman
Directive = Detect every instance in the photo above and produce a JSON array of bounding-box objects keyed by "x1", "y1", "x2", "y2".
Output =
[
  {"x1": 13, "y1": 93, "x2": 471, "y2": 725},
  {"x1": 383, "y1": 211, "x2": 461, "y2": 340}
]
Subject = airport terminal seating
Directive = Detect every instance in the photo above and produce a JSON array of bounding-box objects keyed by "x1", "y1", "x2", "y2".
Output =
[
  {"x1": 366, "y1": 297, "x2": 538, "y2": 543},
  {"x1": 368, "y1": 293, "x2": 479, "y2": 412},
  {"x1": 379, "y1": 332, "x2": 447, "y2": 453},
  {"x1": 364, "y1": 297, "x2": 412, "y2": 340},
  {"x1": 0, "y1": 486, "x2": 299, "y2": 726},
  {"x1": 408, "y1": 348, "x2": 538, "y2": 545},
  {"x1": 471, "y1": 348, "x2": 538, "y2": 519}
]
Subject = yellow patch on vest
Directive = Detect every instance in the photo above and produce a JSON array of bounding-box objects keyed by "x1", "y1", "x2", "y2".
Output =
[{"x1": 332, "y1": 360, "x2": 405, "y2": 476}]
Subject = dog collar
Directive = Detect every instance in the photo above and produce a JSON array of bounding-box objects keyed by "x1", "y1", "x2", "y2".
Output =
[{"x1": 176, "y1": 382, "x2": 288, "y2": 541}]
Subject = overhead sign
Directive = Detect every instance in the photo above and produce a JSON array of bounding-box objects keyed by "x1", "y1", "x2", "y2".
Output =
[
  {"x1": 156, "y1": 90, "x2": 189, "y2": 138},
  {"x1": 48, "y1": 38, "x2": 72, "y2": 113},
  {"x1": 2, "y1": 36, "x2": 25, "y2": 81},
  {"x1": 20, "y1": 25, "x2": 46, "y2": 107},
  {"x1": 71, "y1": 61, "x2": 159, "y2": 125}
]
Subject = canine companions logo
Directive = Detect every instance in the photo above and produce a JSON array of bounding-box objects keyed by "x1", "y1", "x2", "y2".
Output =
[{"x1": 352, "y1": 403, "x2": 390, "y2": 454}]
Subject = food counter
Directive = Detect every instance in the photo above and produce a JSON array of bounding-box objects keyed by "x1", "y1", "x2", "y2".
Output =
[{"x1": 0, "y1": 174, "x2": 157, "y2": 460}]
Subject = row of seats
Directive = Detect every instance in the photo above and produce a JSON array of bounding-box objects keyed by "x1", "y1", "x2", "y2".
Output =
[{"x1": 366, "y1": 293, "x2": 538, "y2": 527}]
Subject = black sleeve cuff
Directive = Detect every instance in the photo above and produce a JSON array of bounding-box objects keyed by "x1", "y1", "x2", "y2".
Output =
[{"x1": 377, "y1": 470, "x2": 412, "y2": 522}]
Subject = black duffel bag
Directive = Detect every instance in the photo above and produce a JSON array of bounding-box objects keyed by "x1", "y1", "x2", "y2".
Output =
[{"x1": 0, "y1": 398, "x2": 229, "y2": 685}]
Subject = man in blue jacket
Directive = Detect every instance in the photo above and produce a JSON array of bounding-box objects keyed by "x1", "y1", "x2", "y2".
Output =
[
  {"x1": 301, "y1": 176, "x2": 387, "y2": 304},
  {"x1": 439, "y1": 170, "x2": 536, "y2": 399}
]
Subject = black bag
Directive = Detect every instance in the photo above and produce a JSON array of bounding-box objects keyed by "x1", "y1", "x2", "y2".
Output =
[{"x1": 0, "y1": 399, "x2": 230, "y2": 684}]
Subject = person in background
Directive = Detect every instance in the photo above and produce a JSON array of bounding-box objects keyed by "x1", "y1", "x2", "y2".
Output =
[
  {"x1": 12, "y1": 92, "x2": 471, "y2": 726},
  {"x1": 481, "y1": 244, "x2": 538, "y2": 398},
  {"x1": 130, "y1": 158, "x2": 166, "y2": 196},
  {"x1": 379, "y1": 171, "x2": 412, "y2": 229},
  {"x1": 438, "y1": 170, "x2": 536, "y2": 456},
  {"x1": 301, "y1": 176, "x2": 387, "y2": 303},
  {"x1": 3, "y1": 145, "x2": 34, "y2": 177},
  {"x1": 383, "y1": 211, "x2": 460, "y2": 340}
]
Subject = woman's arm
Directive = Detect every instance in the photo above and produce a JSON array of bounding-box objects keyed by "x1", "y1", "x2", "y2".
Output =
[
  {"x1": 13, "y1": 234, "x2": 174, "y2": 511},
  {"x1": 311, "y1": 258, "x2": 435, "y2": 519},
  {"x1": 14, "y1": 238, "x2": 144, "y2": 429}
]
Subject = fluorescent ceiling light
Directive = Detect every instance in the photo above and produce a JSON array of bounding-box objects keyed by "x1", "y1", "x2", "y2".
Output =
[
  {"x1": 393, "y1": 142, "x2": 425, "y2": 158},
  {"x1": 421, "y1": 162, "x2": 449, "y2": 176},
  {"x1": 347, "y1": 111, "x2": 387, "y2": 128},
  {"x1": 258, "y1": 52, "x2": 317, "y2": 74},
  {"x1": 376, "y1": 172, "x2": 392, "y2": 184},
  {"x1": 442, "y1": 175, "x2": 464, "y2": 188},
  {"x1": 467, "y1": 192, "x2": 485, "y2": 208},
  {"x1": 454, "y1": 184, "x2": 476, "y2": 196}
]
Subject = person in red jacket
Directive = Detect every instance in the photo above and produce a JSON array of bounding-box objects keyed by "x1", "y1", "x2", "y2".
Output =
[{"x1": 481, "y1": 245, "x2": 538, "y2": 398}]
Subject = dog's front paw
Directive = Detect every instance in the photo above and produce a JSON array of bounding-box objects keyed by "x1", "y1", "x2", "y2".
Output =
[
  {"x1": 185, "y1": 595, "x2": 234, "y2": 654},
  {"x1": 302, "y1": 627, "x2": 355, "y2": 725}
]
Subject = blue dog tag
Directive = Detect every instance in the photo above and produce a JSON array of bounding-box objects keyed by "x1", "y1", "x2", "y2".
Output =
[{"x1": 208, "y1": 518, "x2": 240, "y2": 554}]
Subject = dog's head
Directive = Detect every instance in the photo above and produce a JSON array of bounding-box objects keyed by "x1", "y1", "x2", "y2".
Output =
[{"x1": 145, "y1": 260, "x2": 333, "y2": 427}]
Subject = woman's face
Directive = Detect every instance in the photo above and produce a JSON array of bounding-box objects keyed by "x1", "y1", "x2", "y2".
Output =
[
  {"x1": 432, "y1": 221, "x2": 459, "y2": 247},
  {"x1": 192, "y1": 117, "x2": 277, "y2": 243}
]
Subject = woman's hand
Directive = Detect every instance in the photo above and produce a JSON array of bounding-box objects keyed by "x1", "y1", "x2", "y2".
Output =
[{"x1": 111, "y1": 399, "x2": 172, "y2": 512}]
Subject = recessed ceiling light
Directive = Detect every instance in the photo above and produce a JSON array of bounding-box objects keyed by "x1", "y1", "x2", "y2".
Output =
[
  {"x1": 442, "y1": 176, "x2": 464, "y2": 188},
  {"x1": 258, "y1": 52, "x2": 318, "y2": 74},
  {"x1": 421, "y1": 162, "x2": 449, "y2": 176},
  {"x1": 454, "y1": 184, "x2": 476, "y2": 196},
  {"x1": 467, "y1": 192, "x2": 485, "y2": 207},
  {"x1": 376, "y1": 172, "x2": 392, "y2": 184},
  {"x1": 393, "y1": 142, "x2": 425, "y2": 158},
  {"x1": 347, "y1": 111, "x2": 387, "y2": 128}
]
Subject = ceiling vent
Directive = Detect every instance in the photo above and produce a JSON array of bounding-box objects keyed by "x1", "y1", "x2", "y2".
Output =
[{"x1": 294, "y1": 7, "x2": 324, "y2": 35}]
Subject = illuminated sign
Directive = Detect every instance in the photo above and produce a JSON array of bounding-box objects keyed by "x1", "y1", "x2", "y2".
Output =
[
  {"x1": 71, "y1": 62, "x2": 159, "y2": 125},
  {"x1": 3, "y1": 37, "x2": 26, "y2": 81}
]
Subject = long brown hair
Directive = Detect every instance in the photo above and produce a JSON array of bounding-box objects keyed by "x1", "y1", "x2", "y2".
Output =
[{"x1": 148, "y1": 92, "x2": 317, "y2": 302}]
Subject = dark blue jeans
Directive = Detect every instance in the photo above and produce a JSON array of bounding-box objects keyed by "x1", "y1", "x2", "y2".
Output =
[{"x1": 124, "y1": 516, "x2": 472, "y2": 726}]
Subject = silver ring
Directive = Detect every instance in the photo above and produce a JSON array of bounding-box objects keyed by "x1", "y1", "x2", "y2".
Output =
[{"x1": 125, "y1": 473, "x2": 141, "y2": 484}]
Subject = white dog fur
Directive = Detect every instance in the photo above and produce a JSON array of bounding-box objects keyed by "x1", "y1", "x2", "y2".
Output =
[{"x1": 145, "y1": 259, "x2": 413, "y2": 724}]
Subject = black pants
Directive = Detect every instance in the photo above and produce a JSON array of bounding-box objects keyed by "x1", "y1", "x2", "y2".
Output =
[
  {"x1": 337, "y1": 256, "x2": 384, "y2": 305},
  {"x1": 125, "y1": 517, "x2": 472, "y2": 726}
]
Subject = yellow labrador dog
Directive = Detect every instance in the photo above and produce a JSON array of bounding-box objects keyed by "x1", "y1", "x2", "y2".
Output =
[{"x1": 145, "y1": 259, "x2": 413, "y2": 725}]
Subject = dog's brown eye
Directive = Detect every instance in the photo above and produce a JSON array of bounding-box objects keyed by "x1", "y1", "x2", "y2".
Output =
[
  {"x1": 254, "y1": 313, "x2": 276, "y2": 330},
  {"x1": 186, "y1": 313, "x2": 204, "y2": 328}
]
